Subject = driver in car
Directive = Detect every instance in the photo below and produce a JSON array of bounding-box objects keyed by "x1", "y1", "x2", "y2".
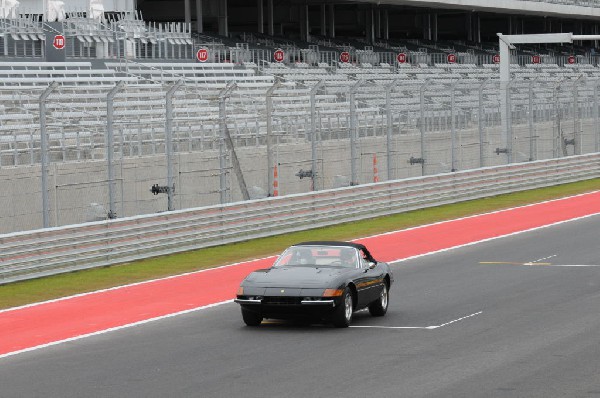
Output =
[{"x1": 340, "y1": 248, "x2": 358, "y2": 267}]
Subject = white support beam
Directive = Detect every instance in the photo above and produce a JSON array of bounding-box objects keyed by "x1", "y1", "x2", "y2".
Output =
[
  {"x1": 498, "y1": 32, "x2": 600, "y2": 82},
  {"x1": 497, "y1": 32, "x2": 600, "y2": 166}
]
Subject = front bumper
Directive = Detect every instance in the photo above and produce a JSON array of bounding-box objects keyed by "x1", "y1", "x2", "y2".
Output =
[{"x1": 235, "y1": 295, "x2": 340, "y2": 319}]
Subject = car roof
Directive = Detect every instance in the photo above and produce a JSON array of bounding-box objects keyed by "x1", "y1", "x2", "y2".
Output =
[
  {"x1": 293, "y1": 241, "x2": 367, "y2": 251},
  {"x1": 293, "y1": 241, "x2": 377, "y2": 262},
  {"x1": 291, "y1": 241, "x2": 378, "y2": 263}
]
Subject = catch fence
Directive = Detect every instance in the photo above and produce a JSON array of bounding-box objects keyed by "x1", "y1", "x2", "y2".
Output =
[{"x1": 0, "y1": 78, "x2": 599, "y2": 234}]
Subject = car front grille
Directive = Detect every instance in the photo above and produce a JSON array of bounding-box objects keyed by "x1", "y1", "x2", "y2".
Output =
[{"x1": 262, "y1": 296, "x2": 302, "y2": 305}]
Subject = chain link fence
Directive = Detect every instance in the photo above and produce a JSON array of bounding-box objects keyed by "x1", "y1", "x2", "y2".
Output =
[{"x1": 1, "y1": 77, "x2": 599, "y2": 234}]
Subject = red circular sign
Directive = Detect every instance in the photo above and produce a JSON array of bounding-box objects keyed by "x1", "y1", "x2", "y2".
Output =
[
  {"x1": 196, "y1": 48, "x2": 209, "y2": 63},
  {"x1": 397, "y1": 53, "x2": 407, "y2": 64},
  {"x1": 53, "y1": 35, "x2": 66, "y2": 50},
  {"x1": 340, "y1": 51, "x2": 350, "y2": 63},
  {"x1": 447, "y1": 53, "x2": 456, "y2": 63},
  {"x1": 532, "y1": 55, "x2": 541, "y2": 64},
  {"x1": 273, "y1": 49, "x2": 285, "y2": 63},
  {"x1": 492, "y1": 54, "x2": 500, "y2": 64},
  {"x1": 567, "y1": 55, "x2": 576, "y2": 64}
]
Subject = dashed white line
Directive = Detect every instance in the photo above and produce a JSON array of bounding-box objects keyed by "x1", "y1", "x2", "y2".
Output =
[
  {"x1": 350, "y1": 311, "x2": 483, "y2": 330},
  {"x1": 433, "y1": 311, "x2": 483, "y2": 329},
  {"x1": 524, "y1": 254, "x2": 558, "y2": 265}
]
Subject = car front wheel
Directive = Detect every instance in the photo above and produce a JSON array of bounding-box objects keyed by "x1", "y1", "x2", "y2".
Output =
[
  {"x1": 332, "y1": 288, "x2": 353, "y2": 328},
  {"x1": 241, "y1": 308, "x2": 263, "y2": 326},
  {"x1": 368, "y1": 282, "x2": 389, "y2": 317}
]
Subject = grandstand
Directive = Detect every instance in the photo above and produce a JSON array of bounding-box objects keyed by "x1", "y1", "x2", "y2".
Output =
[{"x1": 0, "y1": 0, "x2": 599, "y2": 234}]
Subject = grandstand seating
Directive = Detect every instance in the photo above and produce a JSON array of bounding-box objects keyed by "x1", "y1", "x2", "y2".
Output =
[
  {"x1": 2, "y1": 0, "x2": 600, "y2": 170},
  {"x1": 0, "y1": 55, "x2": 597, "y2": 168}
]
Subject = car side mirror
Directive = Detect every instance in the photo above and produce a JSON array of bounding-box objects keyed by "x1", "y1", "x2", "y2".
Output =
[{"x1": 368, "y1": 262, "x2": 376, "y2": 270}]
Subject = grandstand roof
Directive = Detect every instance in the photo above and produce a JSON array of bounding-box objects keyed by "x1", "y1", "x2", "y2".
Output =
[{"x1": 330, "y1": 0, "x2": 600, "y2": 19}]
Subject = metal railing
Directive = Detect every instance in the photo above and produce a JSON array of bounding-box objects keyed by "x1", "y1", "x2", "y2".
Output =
[{"x1": 1, "y1": 153, "x2": 598, "y2": 284}]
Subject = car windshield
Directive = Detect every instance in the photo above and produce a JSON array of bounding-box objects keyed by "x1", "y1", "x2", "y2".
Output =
[{"x1": 273, "y1": 245, "x2": 360, "y2": 268}]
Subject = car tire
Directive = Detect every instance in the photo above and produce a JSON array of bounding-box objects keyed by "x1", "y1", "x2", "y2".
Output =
[
  {"x1": 332, "y1": 287, "x2": 353, "y2": 328},
  {"x1": 241, "y1": 308, "x2": 263, "y2": 326},
  {"x1": 368, "y1": 282, "x2": 389, "y2": 317}
]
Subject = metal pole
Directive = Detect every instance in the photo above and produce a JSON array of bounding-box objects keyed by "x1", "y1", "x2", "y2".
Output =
[
  {"x1": 257, "y1": 0, "x2": 264, "y2": 33},
  {"x1": 498, "y1": 34, "x2": 512, "y2": 83},
  {"x1": 267, "y1": 0, "x2": 274, "y2": 36},
  {"x1": 266, "y1": 79, "x2": 282, "y2": 196},
  {"x1": 553, "y1": 78, "x2": 565, "y2": 158},
  {"x1": 505, "y1": 79, "x2": 514, "y2": 164},
  {"x1": 39, "y1": 82, "x2": 58, "y2": 229},
  {"x1": 450, "y1": 81, "x2": 459, "y2": 171},
  {"x1": 528, "y1": 78, "x2": 537, "y2": 161},
  {"x1": 595, "y1": 81, "x2": 600, "y2": 153},
  {"x1": 218, "y1": 82, "x2": 237, "y2": 203},
  {"x1": 573, "y1": 75, "x2": 584, "y2": 155},
  {"x1": 310, "y1": 79, "x2": 325, "y2": 190},
  {"x1": 165, "y1": 79, "x2": 184, "y2": 211},
  {"x1": 349, "y1": 80, "x2": 364, "y2": 186},
  {"x1": 219, "y1": 93, "x2": 227, "y2": 203},
  {"x1": 478, "y1": 78, "x2": 490, "y2": 167},
  {"x1": 196, "y1": 0, "x2": 204, "y2": 33},
  {"x1": 106, "y1": 81, "x2": 125, "y2": 219},
  {"x1": 385, "y1": 79, "x2": 400, "y2": 181},
  {"x1": 419, "y1": 79, "x2": 429, "y2": 176},
  {"x1": 498, "y1": 35, "x2": 512, "y2": 165}
]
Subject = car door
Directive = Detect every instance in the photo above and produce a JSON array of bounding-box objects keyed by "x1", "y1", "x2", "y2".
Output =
[
  {"x1": 357, "y1": 251, "x2": 385, "y2": 306},
  {"x1": 354, "y1": 254, "x2": 382, "y2": 307}
]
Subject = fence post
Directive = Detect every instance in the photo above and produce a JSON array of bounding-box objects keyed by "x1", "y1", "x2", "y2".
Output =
[
  {"x1": 385, "y1": 79, "x2": 400, "y2": 181},
  {"x1": 218, "y1": 82, "x2": 238, "y2": 203},
  {"x1": 106, "y1": 81, "x2": 125, "y2": 219},
  {"x1": 595, "y1": 81, "x2": 600, "y2": 153},
  {"x1": 573, "y1": 75, "x2": 584, "y2": 155},
  {"x1": 553, "y1": 78, "x2": 565, "y2": 158},
  {"x1": 450, "y1": 80, "x2": 460, "y2": 172},
  {"x1": 165, "y1": 79, "x2": 184, "y2": 211},
  {"x1": 349, "y1": 79, "x2": 364, "y2": 185},
  {"x1": 527, "y1": 79, "x2": 537, "y2": 161},
  {"x1": 419, "y1": 79, "x2": 429, "y2": 176},
  {"x1": 505, "y1": 80, "x2": 514, "y2": 164},
  {"x1": 478, "y1": 78, "x2": 490, "y2": 167},
  {"x1": 310, "y1": 79, "x2": 325, "y2": 190},
  {"x1": 266, "y1": 79, "x2": 283, "y2": 196},
  {"x1": 39, "y1": 81, "x2": 58, "y2": 229}
]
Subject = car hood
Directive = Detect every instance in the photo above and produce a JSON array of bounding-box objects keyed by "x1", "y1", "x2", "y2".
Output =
[{"x1": 243, "y1": 266, "x2": 349, "y2": 288}]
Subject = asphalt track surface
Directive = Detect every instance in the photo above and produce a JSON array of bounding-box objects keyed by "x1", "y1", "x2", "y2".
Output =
[{"x1": 2, "y1": 193, "x2": 600, "y2": 397}]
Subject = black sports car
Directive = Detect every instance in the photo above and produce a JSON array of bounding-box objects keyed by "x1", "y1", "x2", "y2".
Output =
[{"x1": 234, "y1": 241, "x2": 394, "y2": 328}]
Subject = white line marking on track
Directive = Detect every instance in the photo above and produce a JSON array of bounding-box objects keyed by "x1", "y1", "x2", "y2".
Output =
[
  {"x1": 524, "y1": 254, "x2": 557, "y2": 265},
  {"x1": 350, "y1": 326, "x2": 433, "y2": 330},
  {"x1": 433, "y1": 311, "x2": 483, "y2": 329},
  {"x1": 542, "y1": 264, "x2": 600, "y2": 267},
  {"x1": 0, "y1": 300, "x2": 234, "y2": 361},
  {"x1": 350, "y1": 311, "x2": 483, "y2": 330},
  {"x1": 533, "y1": 254, "x2": 558, "y2": 263}
]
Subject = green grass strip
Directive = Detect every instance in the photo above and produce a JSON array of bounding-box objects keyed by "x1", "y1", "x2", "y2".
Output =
[{"x1": 1, "y1": 178, "x2": 599, "y2": 310}]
